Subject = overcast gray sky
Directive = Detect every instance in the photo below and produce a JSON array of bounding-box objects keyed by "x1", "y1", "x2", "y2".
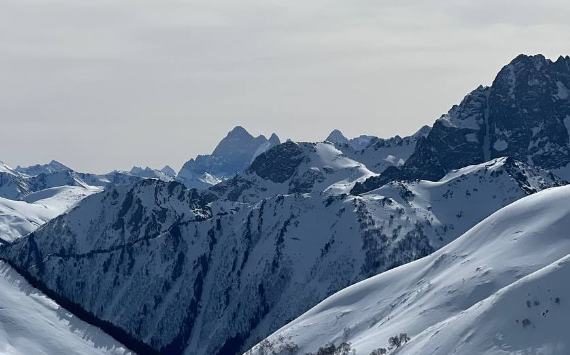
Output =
[{"x1": 1, "y1": 0, "x2": 569, "y2": 173}]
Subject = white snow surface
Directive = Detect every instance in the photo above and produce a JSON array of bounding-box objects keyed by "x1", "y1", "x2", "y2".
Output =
[
  {"x1": 0, "y1": 261, "x2": 131, "y2": 355},
  {"x1": 330, "y1": 127, "x2": 429, "y2": 174},
  {"x1": 247, "y1": 185, "x2": 570, "y2": 355},
  {"x1": 0, "y1": 162, "x2": 18, "y2": 176},
  {"x1": 0, "y1": 186, "x2": 101, "y2": 242}
]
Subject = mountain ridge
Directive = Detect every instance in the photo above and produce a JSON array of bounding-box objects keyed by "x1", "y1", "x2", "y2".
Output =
[{"x1": 0, "y1": 154, "x2": 562, "y2": 355}]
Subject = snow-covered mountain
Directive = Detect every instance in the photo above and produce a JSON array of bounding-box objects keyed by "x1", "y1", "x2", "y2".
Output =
[
  {"x1": 356, "y1": 54, "x2": 570, "y2": 193},
  {"x1": 210, "y1": 141, "x2": 374, "y2": 202},
  {"x1": 0, "y1": 261, "x2": 132, "y2": 355},
  {"x1": 0, "y1": 150, "x2": 561, "y2": 355},
  {"x1": 326, "y1": 126, "x2": 430, "y2": 174},
  {"x1": 0, "y1": 159, "x2": 178, "y2": 243},
  {"x1": 0, "y1": 159, "x2": 176, "y2": 201},
  {"x1": 2, "y1": 54, "x2": 570, "y2": 355},
  {"x1": 0, "y1": 185, "x2": 101, "y2": 242},
  {"x1": 325, "y1": 130, "x2": 376, "y2": 151},
  {"x1": 246, "y1": 184, "x2": 570, "y2": 355},
  {"x1": 177, "y1": 126, "x2": 280, "y2": 189},
  {"x1": 14, "y1": 159, "x2": 71, "y2": 176}
]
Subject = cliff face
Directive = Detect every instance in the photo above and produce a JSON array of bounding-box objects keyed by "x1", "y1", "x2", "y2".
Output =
[{"x1": 353, "y1": 55, "x2": 570, "y2": 194}]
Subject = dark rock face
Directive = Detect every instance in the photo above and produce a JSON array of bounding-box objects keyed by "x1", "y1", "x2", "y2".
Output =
[
  {"x1": 489, "y1": 55, "x2": 570, "y2": 168},
  {"x1": 246, "y1": 141, "x2": 306, "y2": 183},
  {"x1": 353, "y1": 54, "x2": 570, "y2": 194}
]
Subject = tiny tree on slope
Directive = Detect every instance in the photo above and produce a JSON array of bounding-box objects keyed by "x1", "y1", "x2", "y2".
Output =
[{"x1": 388, "y1": 333, "x2": 410, "y2": 348}]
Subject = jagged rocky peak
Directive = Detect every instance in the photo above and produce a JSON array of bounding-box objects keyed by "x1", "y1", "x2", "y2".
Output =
[
  {"x1": 212, "y1": 126, "x2": 255, "y2": 156},
  {"x1": 176, "y1": 126, "x2": 281, "y2": 189},
  {"x1": 211, "y1": 126, "x2": 280, "y2": 158},
  {"x1": 488, "y1": 54, "x2": 570, "y2": 168},
  {"x1": 325, "y1": 129, "x2": 376, "y2": 151},
  {"x1": 127, "y1": 166, "x2": 174, "y2": 181},
  {"x1": 437, "y1": 85, "x2": 490, "y2": 130},
  {"x1": 357, "y1": 54, "x2": 570, "y2": 190},
  {"x1": 268, "y1": 133, "x2": 280, "y2": 145},
  {"x1": 412, "y1": 125, "x2": 431, "y2": 138},
  {"x1": 325, "y1": 129, "x2": 350, "y2": 145},
  {"x1": 160, "y1": 165, "x2": 176, "y2": 178}
]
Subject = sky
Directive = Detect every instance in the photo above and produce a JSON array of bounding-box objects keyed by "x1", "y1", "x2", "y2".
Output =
[{"x1": 1, "y1": 0, "x2": 569, "y2": 173}]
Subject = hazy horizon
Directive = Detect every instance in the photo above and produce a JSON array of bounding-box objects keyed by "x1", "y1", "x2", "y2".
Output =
[{"x1": 2, "y1": 1, "x2": 569, "y2": 174}]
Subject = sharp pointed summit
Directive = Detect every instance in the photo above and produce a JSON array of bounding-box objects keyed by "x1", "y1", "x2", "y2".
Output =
[
  {"x1": 354, "y1": 54, "x2": 570, "y2": 194},
  {"x1": 177, "y1": 126, "x2": 281, "y2": 189},
  {"x1": 325, "y1": 129, "x2": 350, "y2": 145}
]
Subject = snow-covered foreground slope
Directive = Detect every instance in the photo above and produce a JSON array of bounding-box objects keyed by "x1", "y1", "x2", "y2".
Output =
[
  {"x1": 0, "y1": 186, "x2": 101, "y2": 242},
  {"x1": 246, "y1": 185, "x2": 570, "y2": 355},
  {"x1": 0, "y1": 261, "x2": 131, "y2": 355},
  {"x1": 0, "y1": 155, "x2": 562, "y2": 355}
]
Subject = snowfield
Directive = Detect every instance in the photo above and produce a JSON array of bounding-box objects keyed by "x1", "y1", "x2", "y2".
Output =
[
  {"x1": 246, "y1": 185, "x2": 570, "y2": 355},
  {"x1": 0, "y1": 261, "x2": 131, "y2": 355},
  {"x1": 0, "y1": 186, "x2": 101, "y2": 242}
]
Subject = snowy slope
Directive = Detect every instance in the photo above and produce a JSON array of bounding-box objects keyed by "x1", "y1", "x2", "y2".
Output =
[
  {"x1": 245, "y1": 185, "x2": 570, "y2": 355},
  {"x1": 0, "y1": 157, "x2": 561, "y2": 355},
  {"x1": 369, "y1": 157, "x2": 566, "y2": 250},
  {"x1": 0, "y1": 162, "x2": 29, "y2": 200},
  {"x1": 0, "y1": 261, "x2": 131, "y2": 355},
  {"x1": 0, "y1": 185, "x2": 101, "y2": 242},
  {"x1": 326, "y1": 126, "x2": 430, "y2": 174}
]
